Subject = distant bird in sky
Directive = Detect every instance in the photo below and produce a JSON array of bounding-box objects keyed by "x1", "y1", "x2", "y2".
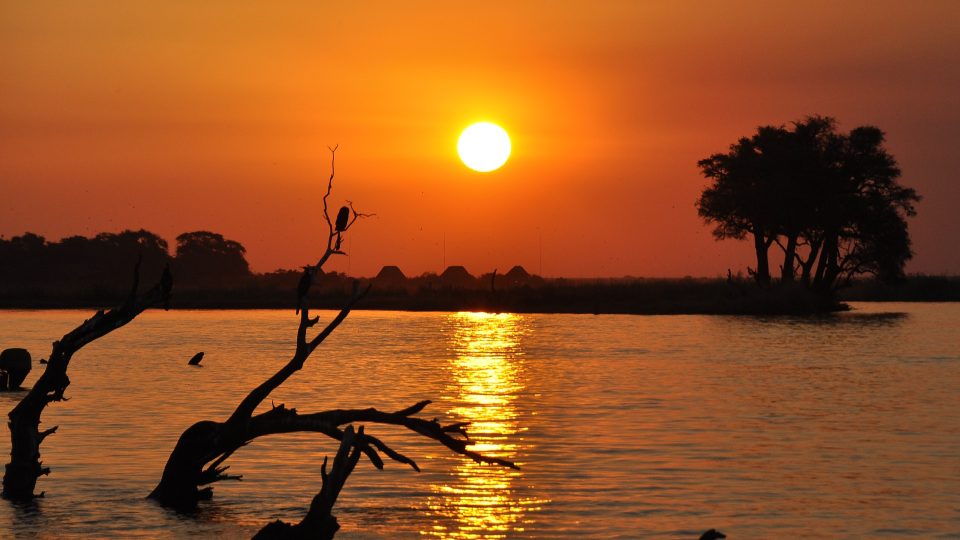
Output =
[{"x1": 699, "y1": 529, "x2": 726, "y2": 540}]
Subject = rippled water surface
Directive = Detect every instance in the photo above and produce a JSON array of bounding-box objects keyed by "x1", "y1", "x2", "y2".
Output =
[{"x1": 0, "y1": 304, "x2": 958, "y2": 538}]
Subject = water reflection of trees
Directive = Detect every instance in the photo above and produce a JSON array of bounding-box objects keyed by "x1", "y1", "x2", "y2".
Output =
[
  {"x1": 747, "y1": 311, "x2": 909, "y2": 328},
  {"x1": 424, "y1": 312, "x2": 546, "y2": 539}
]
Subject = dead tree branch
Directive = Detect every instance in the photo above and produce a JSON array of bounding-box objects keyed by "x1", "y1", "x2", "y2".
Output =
[
  {"x1": 253, "y1": 425, "x2": 363, "y2": 540},
  {"x1": 149, "y1": 153, "x2": 516, "y2": 532},
  {"x1": 3, "y1": 260, "x2": 172, "y2": 501}
]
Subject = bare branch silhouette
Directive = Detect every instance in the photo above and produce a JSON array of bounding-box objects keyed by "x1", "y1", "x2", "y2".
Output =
[
  {"x1": 3, "y1": 259, "x2": 172, "y2": 500},
  {"x1": 149, "y1": 155, "x2": 516, "y2": 529}
]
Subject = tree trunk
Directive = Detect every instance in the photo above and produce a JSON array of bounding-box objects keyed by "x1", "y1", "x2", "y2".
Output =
[
  {"x1": 151, "y1": 155, "x2": 517, "y2": 535},
  {"x1": 813, "y1": 232, "x2": 838, "y2": 293},
  {"x1": 752, "y1": 229, "x2": 771, "y2": 285},
  {"x1": 253, "y1": 425, "x2": 363, "y2": 540},
  {"x1": 3, "y1": 263, "x2": 171, "y2": 500},
  {"x1": 149, "y1": 289, "x2": 368, "y2": 510},
  {"x1": 148, "y1": 389, "x2": 517, "y2": 511},
  {"x1": 800, "y1": 235, "x2": 823, "y2": 286},
  {"x1": 147, "y1": 290, "x2": 514, "y2": 513},
  {"x1": 781, "y1": 234, "x2": 798, "y2": 282}
]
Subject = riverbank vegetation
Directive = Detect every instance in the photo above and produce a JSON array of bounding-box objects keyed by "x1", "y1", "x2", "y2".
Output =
[{"x1": 1, "y1": 231, "x2": 956, "y2": 314}]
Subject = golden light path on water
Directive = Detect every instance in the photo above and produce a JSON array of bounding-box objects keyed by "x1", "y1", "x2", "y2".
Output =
[{"x1": 423, "y1": 312, "x2": 547, "y2": 538}]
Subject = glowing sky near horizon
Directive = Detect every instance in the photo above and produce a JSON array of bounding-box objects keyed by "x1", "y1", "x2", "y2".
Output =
[{"x1": 1, "y1": 2, "x2": 958, "y2": 277}]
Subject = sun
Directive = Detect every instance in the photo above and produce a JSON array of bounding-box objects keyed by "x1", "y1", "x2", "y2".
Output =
[{"x1": 457, "y1": 122, "x2": 511, "y2": 172}]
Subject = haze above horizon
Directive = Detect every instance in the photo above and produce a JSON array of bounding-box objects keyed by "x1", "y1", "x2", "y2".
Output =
[{"x1": 2, "y1": 2, "x2": 958, "y2": 277}]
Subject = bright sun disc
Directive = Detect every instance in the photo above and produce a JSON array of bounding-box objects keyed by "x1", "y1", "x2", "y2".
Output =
[{"x1": 458, "y1": 122, "x2": 511, "y2": 172}]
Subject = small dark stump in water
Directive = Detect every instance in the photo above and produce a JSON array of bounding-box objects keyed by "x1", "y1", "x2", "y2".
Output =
[
  {"x1": 700, "y1": 529, "x2": 726, "y2": 540},
  {"x1": 0, "y1": 348, "x2": 31, "y2": 391},
  {"x1": 188, "y1": 352, "x2": 204, "y2": 366}
]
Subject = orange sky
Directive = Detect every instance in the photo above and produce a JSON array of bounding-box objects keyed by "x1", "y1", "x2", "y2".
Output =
[{"x1": 2, "y1": 2, "x2": 958, "y2": 277}]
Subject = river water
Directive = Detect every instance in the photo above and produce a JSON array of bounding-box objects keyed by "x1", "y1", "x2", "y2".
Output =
[{"x1": 0, "y1": 304, "x2": 957, "y2": 538}]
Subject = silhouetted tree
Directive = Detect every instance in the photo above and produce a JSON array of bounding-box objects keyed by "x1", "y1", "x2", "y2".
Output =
[
  {"x1": 804, "y1": 124, "x2": 919, "y2": 290},
  {"x1": 697, "y1": 116, "x2": 919, "y2": 291},
  {"x1": 174, "y1": 231, "x2": 251, "y2": 288},
  {"x1": 696, "y1": 132, "x2": 780, "y2": 284},
  {"x1": 0, "y1": 233, "x2": 50, "y2": 283},
  {"x1": 0, "y1": 229, "x2": 172, "y2": 297}
]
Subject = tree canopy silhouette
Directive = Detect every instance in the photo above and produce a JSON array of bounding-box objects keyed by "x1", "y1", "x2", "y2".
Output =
[
  {"x1": 696, "y1": 116, "x2": 920, "y2": 291},
  {"x1": 0, "y1": 229, "x2": 170, "y2": 289},
  {"x1": 173, "y1": 231, "x2": 251, "y2": 287}
]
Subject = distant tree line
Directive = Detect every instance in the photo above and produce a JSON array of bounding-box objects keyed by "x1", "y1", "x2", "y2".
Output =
[
  {"x1": 0, "y1": 232, "x2": 551, "y2": 308},
  {"x1": 0, "y1": 230, "x2": 257, "y2": 298},
  {"x1": 2, "y1": 226, "x2": 952, "y2": 311},
  {"x1": 697, "y1": 116, "x2": 920, "y2": 292},
  {"x1": 2, "y1": 160, "x2": 523, "y2": 540}
]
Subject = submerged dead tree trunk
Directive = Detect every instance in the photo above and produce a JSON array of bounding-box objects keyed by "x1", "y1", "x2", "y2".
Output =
[
  {"x1": 147, "y1": 286, "x2": 369, "y2": 508},
  {"x1": 149, "y1": 151, "x2": 517, "y2": 533},
  {"x1": 3, "y1": 260, "x2": 172, "y2": 501},
  {"x1": 254, "y1": 425, "x2": 363, "y2": 540},
  {"x1": 248, "y1": 406, "x2": 515, "y2": 539}
]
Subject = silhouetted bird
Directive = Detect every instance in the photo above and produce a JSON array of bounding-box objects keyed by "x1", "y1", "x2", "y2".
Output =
[
  {"x1": 296, "y1": 267, "x2": 312, "y2": 314},
  {"x1": 335, "y1": 206, "x2": 350, "y2": 232},
  {"x1": 699, "y1": 529, "x2": 726, "y2": 540},
  {"x1": 161, "y1": 264, "x2": 173, "y2": 310},
  {"x1": 188, "y1": 352, "x2": 204, "y2": 366}
]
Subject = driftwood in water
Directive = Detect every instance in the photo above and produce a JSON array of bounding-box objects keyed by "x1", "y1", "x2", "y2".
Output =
[
  {"x1": 148, "y1": 290, "x2": 516, "y2": 513},
  {"x1": 253, "y1": 425, "x2": 363, "y2": 540},
  {"x1": 0, "y1": 348, "x2": 31, "y2": 390},
  {"x1": 2, "y1": 260, "x2": 172, "y2": 501},
  {"x1": 150, "y1": 151, "x2": 516, "y2": 537},
  {"x1": 188, "y1": 352, "x2": 204, "y2": 366},
  {"x1": 148, "y1": 287, "x2": 368, "y2": 509},
  {"x1": 250, "y1": 403, "x2": 516, "y2": 538},
  {"x1": 150, "y1": 147, "x2": 373, "y2": 510}
]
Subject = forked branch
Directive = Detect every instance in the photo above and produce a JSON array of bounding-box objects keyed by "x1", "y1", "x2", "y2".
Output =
[
  {"x1": 227, "y1": 282, "x2": 370, "y2": 428},
  {"x1": 150, "y1": 151, "x2": 517, "y2": 538},
  {"x1": 253, "y1": 426, "x2": 364, "y2": 540}
]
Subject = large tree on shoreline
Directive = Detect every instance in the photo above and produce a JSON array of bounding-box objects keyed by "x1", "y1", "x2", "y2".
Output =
[{"x1": 696, "y1": 116, "x2": 920, "y2": 291}]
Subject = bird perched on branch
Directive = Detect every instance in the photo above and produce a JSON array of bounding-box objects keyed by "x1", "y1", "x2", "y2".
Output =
[
  {"x1": 335, "y1": 206, "x2": 350, "y2": 232},
  {"x1": 335, "y1": 206, "x2": 350, "y2": 250},
  {"x1": 296, "y1": 267, "x2": 312, "y2": 315}
]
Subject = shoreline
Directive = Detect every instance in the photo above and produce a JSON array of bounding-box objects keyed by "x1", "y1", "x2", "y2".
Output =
[{"x1": 2, "y1": 276, "x2": 956, "y2": 315}]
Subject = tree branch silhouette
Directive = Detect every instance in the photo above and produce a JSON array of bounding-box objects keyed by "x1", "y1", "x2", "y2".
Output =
[
  {"x1": 150, "y1": 151, "x2": 514, "y2": 531},
  {"x1": 3, "y1": 259, "x2": 172, "y2": 501}
]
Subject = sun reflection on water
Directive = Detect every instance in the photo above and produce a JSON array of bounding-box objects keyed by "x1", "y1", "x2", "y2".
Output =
[{"x1": 423, "y1": 312, "x2": 546, "y2": 539}]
